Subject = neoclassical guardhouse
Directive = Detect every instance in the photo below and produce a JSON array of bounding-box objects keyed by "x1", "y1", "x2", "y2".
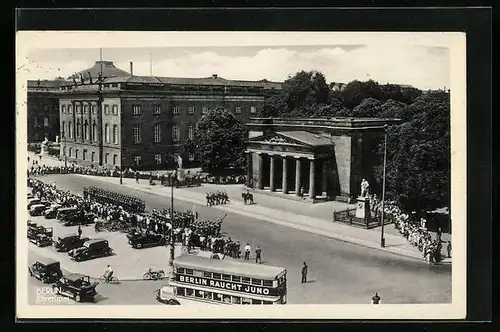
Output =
[{"x1": 245, "y1": 117, "x2": 401, "y2": 203}]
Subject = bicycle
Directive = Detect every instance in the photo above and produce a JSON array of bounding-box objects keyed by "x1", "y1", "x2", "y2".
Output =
[{"x1": 98, "y1": 274, "x2": 120, "y2": 284}]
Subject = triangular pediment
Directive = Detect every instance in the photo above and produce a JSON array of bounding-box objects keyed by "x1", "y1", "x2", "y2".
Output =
[{"x1": 249, "y1": 133, "x2": 309, "y2": 147}]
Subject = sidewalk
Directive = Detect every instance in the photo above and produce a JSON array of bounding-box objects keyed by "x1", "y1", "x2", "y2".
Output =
[{"x1": 77, "y1": 175, "x2": 451, "y2": 262}]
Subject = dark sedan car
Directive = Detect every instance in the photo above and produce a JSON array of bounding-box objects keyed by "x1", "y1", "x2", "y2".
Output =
[{"x1": 53, "y1": 273, "x2": 98, "y2": 303}]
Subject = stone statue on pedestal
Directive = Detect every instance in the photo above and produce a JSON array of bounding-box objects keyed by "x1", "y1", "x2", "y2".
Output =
[{"x1": 360, "y1": 178, "x2": 370, "y2": 198}]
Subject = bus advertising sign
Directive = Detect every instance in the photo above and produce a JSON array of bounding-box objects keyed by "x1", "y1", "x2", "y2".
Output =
[{"x1": 177, "y1": 275, "x2": 279, "y2": 296}]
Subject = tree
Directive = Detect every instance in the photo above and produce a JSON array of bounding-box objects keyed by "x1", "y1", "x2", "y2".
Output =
[
  {"x1": 378, "y1": 99, "x2": 407, "y2": 118},
  {"x1": 183, "y1": 107, "x2": 248, "y2": 171},
  {"x1": 352, "y1": 97, "x2": 382, "y2": 117},
  {"x1": 374, "y1": 91, "x2": 450, "y2": 214},
  {"x1": 340, "y1": 79, "x2": 383, "y2": 109}
]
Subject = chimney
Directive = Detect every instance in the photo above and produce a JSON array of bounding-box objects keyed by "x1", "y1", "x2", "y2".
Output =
[
  {"x1": 130, "y1": 62, "x2": 133, "y2": 76},
  {"x1": 212, "y1": 74, "x2": 218, "y2": 79}
]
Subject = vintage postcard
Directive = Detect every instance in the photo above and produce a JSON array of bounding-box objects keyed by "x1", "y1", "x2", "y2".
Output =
[{"x1": 16, "y1": 31, "x2": 466, "y2": 319}]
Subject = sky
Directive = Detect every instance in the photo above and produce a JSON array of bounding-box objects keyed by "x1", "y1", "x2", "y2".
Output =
[{"x1": 19, "y1": 32, "x2": 452, "y2": 90}]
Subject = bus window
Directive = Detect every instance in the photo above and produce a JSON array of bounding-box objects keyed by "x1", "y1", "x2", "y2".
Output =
[
  {"x1": 176, "y1": 287, "x2": 185, "y2": 296},
  {"x1": 232, "y1": 276, "x2": 242, "y2": 283},
  {"x1": 262, "y1": 280, "x2": 273, "y2": 287},
  {"x1": 231, "y1": 296, "x2": 242, "y2": 304},
  {"x1": 195, "y1": 290, "x2": 204, "y2": 298},
  {"x1": 185, "y1": 288, "x2": 194, "y2": 297},
  {"x1": 203, "y1": 291, "x2": 213, "y2": 301},
  {"x1": 194, "y1": 270, "x2": 203, "y2": 277},
  {"x1": 242, "y1": 277, "x2": 251, "y2": 284},
  {"x1": 223, "y1": 294, "x2": 231, "y2": 304},
  {"x1": 252, "y1": 299, "x2": 262, "y2": 305},
  {"x1": 215, "y1": 293, "x2": 223, "y2": 302},
  {"x1": 252, "y1": 278, "x2": 263, "y2": 286},
  {"x1": 263, "y1": 301, "x2": 272, "y2": 305},
  {"x1": 222, "y1": 274, "x2": 231, "y2": 281},
  {"x1": 203, "y1": 272, "x2": 212, "y2": 278},
  {"x1": 213, "y1": 273, "x2": 222, "y2": 280},
  {"x1": 242, "y1": 297, "x2": 252, "y2": 305},
  {"x1": 176, "y1": 267, "x2": 185, "y2": 274},
  {"x1": 185, "y1": 269, "x2": 194, "y2": 276}
]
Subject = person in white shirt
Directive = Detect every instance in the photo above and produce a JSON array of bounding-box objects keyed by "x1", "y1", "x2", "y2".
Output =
[
  {"x1": 244, "y1": 243, "x2": 251, "y2": 260},
  {"x1": 104, "y1": 265, "x2": 113, "y2": 282}
]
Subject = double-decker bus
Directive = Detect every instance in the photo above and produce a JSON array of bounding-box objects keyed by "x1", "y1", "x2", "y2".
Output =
[{"x1": 170, "y1": 255, "x2": 287, "y2": 305}]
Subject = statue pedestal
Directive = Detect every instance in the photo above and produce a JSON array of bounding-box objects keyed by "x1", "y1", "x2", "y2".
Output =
[
  {"x1": 176, "y1": 169, "x2": 186, "y2": 182},
  {"x1": 355, "y1": 196, "x2": 371, "y2": 219}
]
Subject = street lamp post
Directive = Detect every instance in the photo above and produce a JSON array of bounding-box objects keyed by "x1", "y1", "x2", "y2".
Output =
[
  {"x1": 380, "y1": 124, "x2": 388, "y2": 248},
  {"x1": 168, "y1": 162, "x2": 177, "y2": 283}
]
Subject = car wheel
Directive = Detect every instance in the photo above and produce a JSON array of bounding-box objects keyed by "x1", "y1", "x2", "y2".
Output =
[
  {"x1": 136, "y1": 243, "x2": 142, "y2": 249},
  {"x1": 75, "y1": 294, "x2": 81, "y2": 302}
]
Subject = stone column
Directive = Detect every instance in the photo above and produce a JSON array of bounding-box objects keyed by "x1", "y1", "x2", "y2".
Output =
[
  {"x1": 295, "y1": 157, "x2": 301, "y2": 196},
  {"x1": 322, "y1": 160, "x2": 328, "y2": 197},
  {"x1": 257, "y1": 153, "x2": 264, "y2": 190},
  {"x1": 269, "y1": 155, "x2": 276, "y2": 192},
  {"x1": 309, "y1": 158, "x2": 316, "y2": 199},
  {"x1": 282, "y1": 157, "x2": 288, "y2": 194},
  {"x1": 246, "y1": 152, "x2": 252, "y2": 187}
]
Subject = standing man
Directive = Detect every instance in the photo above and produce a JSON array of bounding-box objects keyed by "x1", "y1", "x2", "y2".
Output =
[
  {"x1": 447, "y1": 241, "x2": 452, "y2": 258},
  {"x1": 135, "y1": 171, "x2": 139, "y2": 184},
  {"x1": 77, "y1": 225, "x2": 82, "y2": 239},
  {"x1": 371, "y1": 292, "x2": 381, "y2": 304},
  {"x1": 255, "y1": 246, "x2": 262, "y2": 264},
  {"x1": 437, "y1": 227, "x2": 442, "y2": 242},
  {"x1": 301, "y1": 262, "x2": 308, "y2": 283},
  {"x1": 244, "y1": 243, "x2": 251, "y2": 260}
]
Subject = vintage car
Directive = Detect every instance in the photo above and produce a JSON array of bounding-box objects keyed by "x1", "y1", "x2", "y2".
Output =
[
  {"x1": 43, "y1": 203, "x2": 62, "y2": 219},
  {"x1": 56, "y1": 207, "x2": 79, "y2": 220},
  {"x1": 30, "y1": 233, "x2": 53, "y2": 247},
  {"x1": 28, "y1": 257, "x2": 63, "y2": 283},
  {"x1": 156, "y1": 287, "x2": 181, "y2": 305},
  {"x1": 128, "y1": 232, "x2": 166, "y2": 249},
  {"x1": 28, "y1": 225, "x2": 53, "y2": 240},
  {"x1": 52, "y1": 273, "x2": 98, "y2": 303},
  {"x1": 53, "y1": 233, "x2": 90, "y2": 252},
  {"x1": 63, "y1": 212, "x2": 96, "y2": 227},
  {"x1": 29, "y1": 203, "x2": 50, "y2": 217},
  {"x1": 68, "y1": 239, "x2": 113, "y2": 262},
  {"x1": 27, "y1": 198, "x2": 43, "y2": 210},
  {"x1": 27, "y1": 193, "x2": 35, "y2": 200}
]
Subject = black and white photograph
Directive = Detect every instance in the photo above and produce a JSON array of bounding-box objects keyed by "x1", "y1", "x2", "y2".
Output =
[{"x1": 16, "y1": 31, "x2": 466, "y2": 319}]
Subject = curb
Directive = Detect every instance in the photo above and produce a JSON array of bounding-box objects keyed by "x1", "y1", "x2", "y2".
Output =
[{"x1": 87, "y1": 176, "x2": 425, "y2": 261}]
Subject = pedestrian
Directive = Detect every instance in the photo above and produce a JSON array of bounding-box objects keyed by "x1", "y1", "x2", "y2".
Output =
[
  {"x1": 244, "y1": 243, "x2": 251, "y2": 260},
  {"x1": 371, "y1": 292, "x2": 381, "y2": 304},
  {"x1": 447, "y1": 241, "x2": 452, "y2": 258},
  {"x1": 255, "y1": 246, "x2": 262, "y2": 264},
  {"x1": 301, "y1": 262, "x2": 308, "y2": 283},
  {"x1": 437, "y1": 227, "x2": 442, "y2": 242},
  {"x1": 135, "y1": 172, "x2": 139, "y2": 184},
  {"x1": 77, "y1": 225, "x2": 82, "y2": 239}
]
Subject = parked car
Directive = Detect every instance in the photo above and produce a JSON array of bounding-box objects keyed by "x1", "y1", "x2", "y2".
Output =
[
  {"x1": 29, "y1": 203, "x2": 50, "y2": 217},
  {"x1": 30, "y1": 233, "x2": 53, "y2": 247},
  {"x1": 63, "y1": 212, "x2": 96, "y2": 227},
  {"x1": 44, "y1": 203, "x2": 62, "y2": 219},
  {"x1": 27, "y1": 198, "x2": 43, "y2": 210},
  {"x1": 56, "y1": 207, "x2": 79, "y2": 220},
  {"x1": 28, "y1": 257, "x2": 63, "y2": 283},
  {"x1": 52, "y1": 273, "x2": 98, "y2": 303},
  {"x1": 53, "y1": 233, "x2": 90, "y2": 252},
  {"x1": 28, "y1": 225, "x2": 53, "y2": 240},
  {"x1": 68, "y1": 239, "x2": 113, "y2": 262},
  {"x1": 128, "y1": 232, "x2": 166, "y2": 249}
]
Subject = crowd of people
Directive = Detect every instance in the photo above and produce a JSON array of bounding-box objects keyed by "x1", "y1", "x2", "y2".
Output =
[
  {"x1": 205, "y1": 191, "x2": 229, "y2": 206},
  {"x1": 368, "y1": 194, "x2": 450, "y2": 264},
  {"x1": 84, "y1": 186, "x2": 146, "y2": 213},
  {"x1": 27, "y1": 160, "x2": 246, "y2": 187}
]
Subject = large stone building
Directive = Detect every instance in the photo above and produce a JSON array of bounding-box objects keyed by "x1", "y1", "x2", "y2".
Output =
[
  {"x1": 27, "y1": 79, "x2": 66, "y2": 142},
  {"x1": 56, "y1": 60, "x2": 282, "y2": 169},
  {"x1": 245, "y1": 117, "x2": 401, "y2": 202}
]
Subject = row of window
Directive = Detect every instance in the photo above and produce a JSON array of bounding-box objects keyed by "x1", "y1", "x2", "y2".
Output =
[
  {"x1": 61, "y1": 104, "x2": 120, "y2": 116},
  {"x1": 132, "y1": 152, "x2": 195, "y2": 166},
  {"x1": 133, "y1": 124, "x2": 192, "y2": 144},
  {"x1": 175, "y1": 287, "x2": 277, "y2": 305},
  {"x1": 176, "y1": 267, "x2": 277, "y2": 287},
  {"x1": 64, "y1": 148, "x2": 118, "y2": 165},
  {"x1": 32, "y1": 117, "x2": 50, "y2": 127},
  {"x1": 132, "y1": 105, "x2": 257, "y2": 116},
  {"x1": 61, "y1": 121, "x2": 119, "y2": 144}
]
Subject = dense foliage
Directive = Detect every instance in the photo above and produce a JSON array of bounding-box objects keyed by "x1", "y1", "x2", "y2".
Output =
[{"x1": 183, "y1": 107, "x2": 248, "y2": 172}]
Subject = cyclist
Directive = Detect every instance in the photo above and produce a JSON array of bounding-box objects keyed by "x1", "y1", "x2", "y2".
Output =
[{"x1": 104, "y1": 265, "x2": 113, "y2": 282}]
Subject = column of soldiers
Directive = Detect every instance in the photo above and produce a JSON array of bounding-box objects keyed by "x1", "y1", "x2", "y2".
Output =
[
  {"x1": 205, "y1": 191, "x2": 229, "y2": 206},
  {"x1": 84, "y1": 186, "x2": 146, "y2": 213}
]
